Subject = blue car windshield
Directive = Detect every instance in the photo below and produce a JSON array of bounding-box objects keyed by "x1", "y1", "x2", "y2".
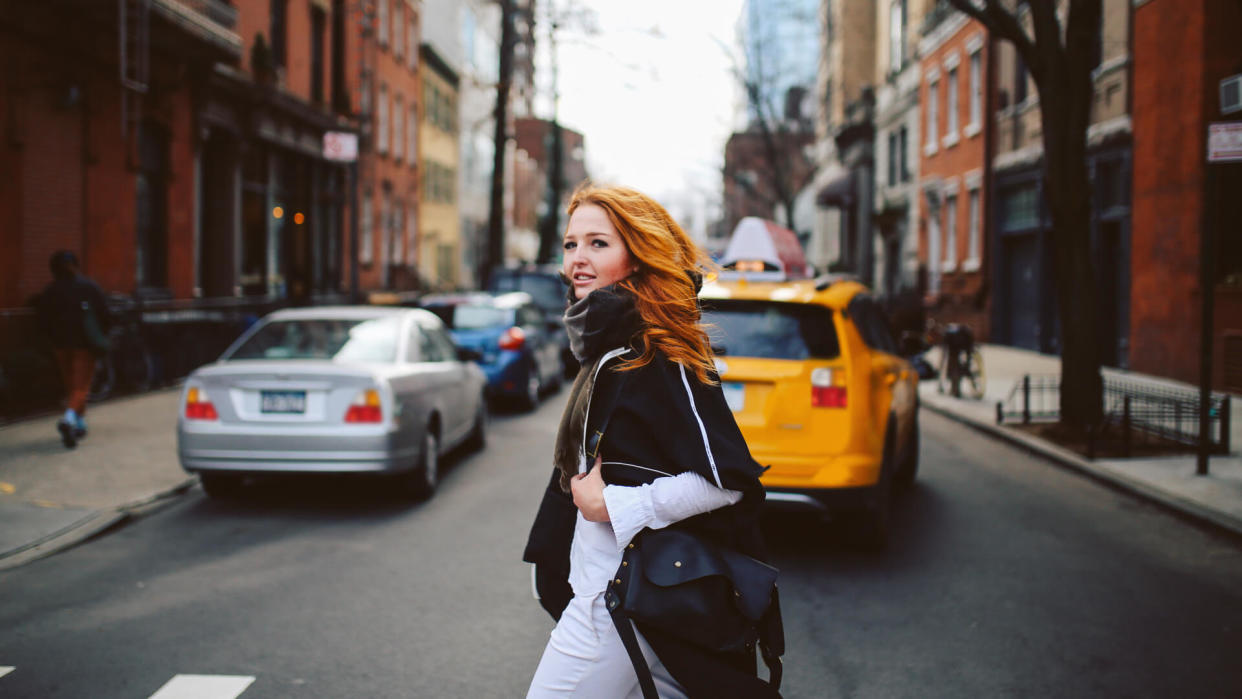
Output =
[
  {"x1": 226, "y1": 317, "x2": 401, "y2": 363},
  {"x1": 452, "y1": 306, "x2": 511, "y2": 330}
]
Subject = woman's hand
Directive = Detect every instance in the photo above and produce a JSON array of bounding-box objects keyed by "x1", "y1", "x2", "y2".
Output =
[{"x1": 571, "y1": 455, "x2": 610, "y2": 522}]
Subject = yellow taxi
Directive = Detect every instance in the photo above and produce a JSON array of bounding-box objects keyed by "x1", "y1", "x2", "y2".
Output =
[{"x1": 699, "y1": 274, "x2": 920, "y2": 548}]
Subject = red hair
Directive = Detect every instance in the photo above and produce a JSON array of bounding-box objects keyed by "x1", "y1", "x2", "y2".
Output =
[{"x1": 566, "y1": 184, "x2": 718, "y2": 384}]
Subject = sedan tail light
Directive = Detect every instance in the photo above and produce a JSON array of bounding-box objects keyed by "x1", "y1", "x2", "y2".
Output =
[
  {"x1": 185, "y1": 386, "x2": 219, "y2": 420},
  {"x1": 499, "y1": 326, "x2": 526, "y2": 351},
  {"x1": 811, "y1": 368, "x2": 847, "y2": 408},
  {"x1": 344, "y1": 388, "x2": 383, "y2": 423}
]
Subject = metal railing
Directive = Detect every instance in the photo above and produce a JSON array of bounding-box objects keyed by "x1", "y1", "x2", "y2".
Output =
[{"x1": 997, "y1": 374, "x2": 1232, "y2": 457}]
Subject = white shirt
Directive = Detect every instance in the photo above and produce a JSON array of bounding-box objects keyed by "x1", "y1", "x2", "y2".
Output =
[{"x1": 567, "y1": 466, "x2": 742, "y2": 597}]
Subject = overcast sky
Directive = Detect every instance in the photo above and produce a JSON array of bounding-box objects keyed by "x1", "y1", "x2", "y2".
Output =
[{"x1": 537, "y1": 0, "x2": 746, "y2": 238}]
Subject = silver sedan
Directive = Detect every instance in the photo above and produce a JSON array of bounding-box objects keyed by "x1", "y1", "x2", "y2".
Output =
[{"x1": 177, "y1": 306, "x2": 488, "y2": 500}]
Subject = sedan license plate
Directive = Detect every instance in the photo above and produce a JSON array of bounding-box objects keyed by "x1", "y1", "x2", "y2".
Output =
[
  {"x1": 721, "y1": 382, "x2": 744, "y2": 412},
  {"x1": 260, "y1": 390, "x2": 306, "y2": 414}
]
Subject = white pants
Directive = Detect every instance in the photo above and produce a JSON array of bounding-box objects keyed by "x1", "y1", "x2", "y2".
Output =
[{"x1": 527, "y1": 592, "x2": 688, "y2": 698}]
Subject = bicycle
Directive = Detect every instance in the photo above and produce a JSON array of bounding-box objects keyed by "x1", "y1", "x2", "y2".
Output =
[
  {"x1": 88, "y1": 298, "x2": 156, "y2": 403},
  {"x1": 933, "y1": 322, "x2": 986, "y2": 400}
]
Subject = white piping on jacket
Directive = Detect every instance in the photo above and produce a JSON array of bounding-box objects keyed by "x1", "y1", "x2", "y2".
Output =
[
  {"x1": 678, "y1": 363, "x2": 723, "y2": 488},
  {"x1": 579, "y1": 346, "x2": 632, "y2": 472},
  {"x1": 600, "y1": 461, "x2": 675, "y2": 478}
]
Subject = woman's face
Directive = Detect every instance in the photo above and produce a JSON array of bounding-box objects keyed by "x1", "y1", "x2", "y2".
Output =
[{"x1": 562, "y1": 203, "x2": 637, "y2": 299}]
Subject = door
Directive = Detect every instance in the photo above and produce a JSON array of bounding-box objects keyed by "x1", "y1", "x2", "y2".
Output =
[{"x1": 1003, "y1": 233, "x2": 1040, "y2": 350}]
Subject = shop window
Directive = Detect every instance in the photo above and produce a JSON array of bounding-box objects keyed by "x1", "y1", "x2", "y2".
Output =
[{"x1": 135, "y1": 121, "x2": 169, "y2": 290}]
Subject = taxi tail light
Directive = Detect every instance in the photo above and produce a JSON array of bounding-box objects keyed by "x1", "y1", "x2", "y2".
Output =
[
  {"x1": 499, "y1": 326, "x2": 526, "y2": 351},
  {"x1": 345, "y1": 388, "x2": 383, "y2": 423},
  {"x1": 811, "y1": 368, "x2": 847, "y2": 408},
  {"x1": 184, "y1": 386, "x2": 219, "y2": 420}
]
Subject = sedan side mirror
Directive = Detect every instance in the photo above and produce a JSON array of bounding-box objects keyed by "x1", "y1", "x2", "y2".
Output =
[{"x1": 456, "y1": 346, "x2": 483, "y2": 362}]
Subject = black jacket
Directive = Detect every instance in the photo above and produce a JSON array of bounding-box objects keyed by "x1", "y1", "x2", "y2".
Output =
[
  {"x1": 522, "y1": 288, "x2": 781, "y2": 698},
  {"x1": 35, "y1": 276, "x2": 112, "y2": 350}
]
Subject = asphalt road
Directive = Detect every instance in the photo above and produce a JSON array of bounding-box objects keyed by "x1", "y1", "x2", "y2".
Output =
[{"x1": 1, "y1": 398, "x2": 1240, "y2": 698}]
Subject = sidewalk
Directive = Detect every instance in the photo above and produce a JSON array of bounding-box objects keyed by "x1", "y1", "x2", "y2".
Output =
[
  {"x1": 920, "y1": 344, "x2": 1242, "y2": 537},
  {"x1": 0, "y1": 388, "x2": 195, "y2": 570}
]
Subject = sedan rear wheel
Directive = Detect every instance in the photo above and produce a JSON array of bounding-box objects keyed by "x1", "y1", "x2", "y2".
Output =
[
  {"x1": 201, "y1": 472, "x2": 244, "y2": 499},
  {"x1": 404, "y1": 430, "x2": 439, "y2": 501},
  {"x1": 465, "y1": 398, "x2": 487, "y2": 452},
  {"x1": 520, "y1": 369, "x2": 541, "y2": 412}
]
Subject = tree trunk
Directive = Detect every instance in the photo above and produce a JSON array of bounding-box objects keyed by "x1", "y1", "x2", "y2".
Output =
[
  {"x1": 1038, "y1": 61, "x2": 1102, "y2": 430},
  {"x1": 485, "y1": 0, "x2": 515, "y2": 287}
]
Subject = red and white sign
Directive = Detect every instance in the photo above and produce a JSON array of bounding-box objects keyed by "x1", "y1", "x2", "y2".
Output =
[
  {"x1": 1208, "y1": 122, "x2": 1242, "y2": 163},
  {"x1": 323, "y1": 131, "x2": 359, "y2": 162}
]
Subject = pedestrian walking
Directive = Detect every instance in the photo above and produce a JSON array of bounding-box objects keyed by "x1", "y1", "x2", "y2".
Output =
[
  {"x1": 523, "y1": 185, "x2": 783, "y2": 698},
  {"x1": 35, "y1": 250, "x2": 112, "y2": 448}
]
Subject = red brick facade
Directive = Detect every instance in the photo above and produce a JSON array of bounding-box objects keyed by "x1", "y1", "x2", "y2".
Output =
[
  {"x1": 918, "y1": 16, "x2": 990, "y2": 340},
  {"x1": 1131, "y1": 0, "x2": 1242, "y2": 390}
]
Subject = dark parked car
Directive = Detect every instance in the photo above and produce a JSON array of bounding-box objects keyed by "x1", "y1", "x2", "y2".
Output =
[
  {"x1": 420, "y1": 291, "x2": 564, "y2": 410},
  {"x1": 487, "y1": 265, "x2": 576, "y2": 376}
]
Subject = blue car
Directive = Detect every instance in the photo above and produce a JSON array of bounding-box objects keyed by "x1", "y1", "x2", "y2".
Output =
[{"x1": 420, "y1": 292, "x2": 564, "y2": 411}]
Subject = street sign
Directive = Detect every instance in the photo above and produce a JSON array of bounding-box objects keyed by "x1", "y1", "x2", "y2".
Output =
[
  {"x1": 1207, "y1": 122, "x2": 1242, "y2": 163},
  {"x1": 323, "y1": 131, "x2": 358, "y2": 163}
]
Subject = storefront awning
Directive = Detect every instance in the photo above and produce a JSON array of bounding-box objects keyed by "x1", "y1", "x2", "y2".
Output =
[{"x1": 816, "y1": 170, "x2": 854, "y2": 207}]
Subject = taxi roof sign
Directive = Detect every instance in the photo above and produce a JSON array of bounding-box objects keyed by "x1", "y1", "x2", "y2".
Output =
[{"x1": 719, "y1": 217, "x2": 809, "y2": 281}]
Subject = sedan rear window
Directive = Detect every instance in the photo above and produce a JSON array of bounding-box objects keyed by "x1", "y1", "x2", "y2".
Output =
[
  {"x1": 701, "y1": 300, "x2": 840, "y2": 360},
  {"x1": 226, "y1": 317, "x2": 401, "y2": 363},
  {"x1": 450, "y1": 305, "x2": 511, "y2": 330}
]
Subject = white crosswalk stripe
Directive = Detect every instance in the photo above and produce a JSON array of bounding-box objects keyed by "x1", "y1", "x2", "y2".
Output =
[
  {"x1": 0, "y1": 666, "x2": 14, "y2": 679},
  {"x1": 147, "y1": 674, "x2": 255, "y2": 699}
]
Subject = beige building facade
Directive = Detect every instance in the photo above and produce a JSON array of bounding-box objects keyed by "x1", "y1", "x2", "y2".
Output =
[{"x1": 418, "y1": 42, "x2": 461, "y2": 290}]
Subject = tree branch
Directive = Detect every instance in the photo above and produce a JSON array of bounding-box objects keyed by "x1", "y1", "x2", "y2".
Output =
[{"x1": 944, "y1": 0, "x2": 1040, "y2": 76}]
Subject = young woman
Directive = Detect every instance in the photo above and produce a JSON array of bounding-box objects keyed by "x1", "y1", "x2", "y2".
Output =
[{"x1": 523, "y1": 185, "x2": 781, "y2": 698}]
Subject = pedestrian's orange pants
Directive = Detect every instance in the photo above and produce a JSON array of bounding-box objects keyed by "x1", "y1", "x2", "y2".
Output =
[{"x1": 54, "y1": 349, "x2": 95, "y2": 415}]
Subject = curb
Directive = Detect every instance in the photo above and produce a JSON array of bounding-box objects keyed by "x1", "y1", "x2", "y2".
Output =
[
  {"x1": 920, "y1": 398, "x2": 1242, "y2": 540},
  {"x1": 0, "y1": 477, "x2": 198, "y2": 572}
]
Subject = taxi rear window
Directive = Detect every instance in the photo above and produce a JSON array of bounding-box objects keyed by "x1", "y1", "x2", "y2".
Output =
[{"x1": 701, "y1": 300, "x2": 840, "y2": 360}]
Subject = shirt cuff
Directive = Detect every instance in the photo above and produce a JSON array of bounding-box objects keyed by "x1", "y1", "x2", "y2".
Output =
[{"x1": 603, "y1": 484, "x2": 655, "y2": 552}]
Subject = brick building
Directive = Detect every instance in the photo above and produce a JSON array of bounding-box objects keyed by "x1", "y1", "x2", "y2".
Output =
[
  {"x1": 513, "y1": 116, "x2": 589, "y2": 261},
  {"x1": 1131, "y1": 0, "x2": 1242, "y2": 391},
  {"x1": 917, "y1": 8, "x2": 990, "y2": 339},
  {"x1": 722, "y1": 129, "x2": 815, "y2": 240}
]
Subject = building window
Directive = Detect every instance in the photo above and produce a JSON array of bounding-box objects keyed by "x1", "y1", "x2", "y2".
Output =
[
  {"x1": 377, "y1": 0, "x2": 388, "y2": 47},
  {"x1": 925, "y1": 77, "x2": 939, "y2": 155},
  {"x1": 360, "y1": 71, "x2": 372, "y2": 116},
  {"x1": 392, "y1": 201, "x2": 404, "y2": 267},
  {"x1": 1001, "y1": 183, "x2": 1040, "y2": 232},
  {"x1": 360, "y1": 192, "x2": 374, "y2": 264},
  {"x1": 966, "y1": 188, "x2": 981, "y2": 269},
  {"x1": 393, "y1": 1, "x2": 403, "y2": 59},
  {"x1": 380, "y1": 189, "x2": 391, "y2": 274},
  {"x1": 405, "y1": 204, "x2": 417, "y2": 265},
  {"x1": 311, "y1": 6, "x2": 326, "y2": 105},
  {"x1": 968, "y1": 51, "x2": 982, "y2": 134},
  {"x1": 331, "y1": 0, "x2": 347, "y2": 113},
  {"x1": 943, "y1": 194, "x2": 958, "y2": 270},
  {"x1": 945, "y1": 67, "x2": 959, "y2": 144},
  {"x1": 898, "y1": 125, "x2": 910, "y2": 182},
  {"x1": 407, "y1": 104, "x2": 417, "y2": 165},
  {"x1": 135, "y1": 121, "x2": 169, "y2": 289},
  {"x1": 393, "y1": 93, "x2": 403, "y2": 160},
  {"x1": 377, "y1": 85, "x2": 388, "y2": 153},
  {"x1": 889, "y1": 0, "x2": 906, "y2": 73},
  {"x1": 888, "y1": 131, "x2": 898, "y2": 187},
  {"x1": 270, "y1": 0, "x2": 287, "y2": 68},
  {"x1": 408, "y1": 15, "x2": 418, "y2": 70},
  {"x1": 1014, "y1": 52, "x2": 1028, "y2": 105}
]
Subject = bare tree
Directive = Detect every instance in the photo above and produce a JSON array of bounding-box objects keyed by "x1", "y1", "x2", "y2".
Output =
[{"x1": 945, "y1": 0, "x2": 1103, "y2": 429}]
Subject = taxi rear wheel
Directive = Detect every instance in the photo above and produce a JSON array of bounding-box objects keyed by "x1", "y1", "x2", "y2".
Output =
[
  {"x1": 845, "y1": 419, "x2": 896, "y2": 551},
  {"x1": 895, "y1": 412, "x2": 920, "y2": 488}
]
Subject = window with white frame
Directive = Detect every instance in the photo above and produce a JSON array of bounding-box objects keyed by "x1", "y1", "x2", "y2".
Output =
[
  {"x1": 360, "y1": 193, "x2": 374, "y2": 264},
  {"x1": 945, "y1": 67, "x2": 959, "y2": 144},
  {"x1": 407, "y1": 104, "x2": 417, "y2": 165},
  {"x1": 360, "y1": 71, "x2": 372, "y2": 116},
  {"x1": 899, "y1": 125, "x2": 910, "y2": 181},
  {"x1": 405, "y1": 204, "x2": 417, "y2": 265},
  {"x1": 968, "y1": 50, "x2": 982, "y2": 134},
  {"x1": 377, "y1": 0, "x2": 388, "y2": 47},
  {"x1": 377, "y1": 85, "x2": 388, "y2": 153},
  {"x1": 966, "y1": 188, "x2": 981, "y2": 269},
  {"x1": 944, "y1": 194, "x2": 958, "y2": 270},
  {"x1": 393, "y1": 94, "x2": 403, "y2": 160},
  {"x1": 925, "y1": 75, "x2": 939, "y2": 155},
  {"x1": 380, "y1": 190, "x2": 391, "y2": 270},
  {"x1": 393, "y1": 1, "x2": 403, "y2": 58},
  {"x1": 889, "y1": 0, "x2": 906, "y2": 73},
  {"x1": 408, "y1": 14, "x2": 418, "y2": 70},
  {"x1": 392, "y1": 201, "x2": 404, "y2": 265}
]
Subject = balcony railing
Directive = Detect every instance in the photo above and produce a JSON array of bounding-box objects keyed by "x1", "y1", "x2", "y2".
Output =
[{"x1": 150, "y1": 0, "x2": 242, "y2": 56}]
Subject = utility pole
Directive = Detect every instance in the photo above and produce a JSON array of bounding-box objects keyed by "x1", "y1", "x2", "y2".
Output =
[
  {"x1": 486, "y1": 0, "x2": 516, "y2": 287},
  {"x1": 536, "y1": 4, "x2": 563, "y2": 265}
]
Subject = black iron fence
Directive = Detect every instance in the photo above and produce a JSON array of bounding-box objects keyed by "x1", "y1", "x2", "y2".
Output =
[{"x1": 997, "y1": 374, "x2": 1233, "y2": 457}]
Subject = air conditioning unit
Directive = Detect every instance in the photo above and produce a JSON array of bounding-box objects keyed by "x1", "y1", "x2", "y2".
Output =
[{"x1": 1222, "y1": 74, "x2": 1242, "y2": 115}]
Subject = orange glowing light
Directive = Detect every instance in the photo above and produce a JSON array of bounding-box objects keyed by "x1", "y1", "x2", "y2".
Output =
[
  {"x1": 294, "y1": 212, "x2": 305, "y2": 225},
  {"x1": 272, "y1": 206, "x2": 284, "y2": 219}
]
